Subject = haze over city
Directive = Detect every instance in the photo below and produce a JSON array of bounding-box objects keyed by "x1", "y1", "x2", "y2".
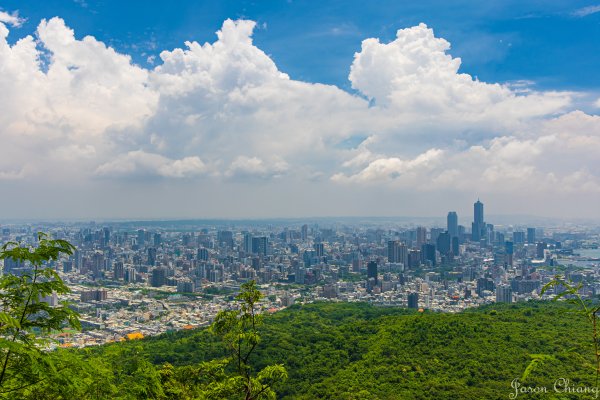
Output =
[{"x1": 1, "y1": 1, "x2": 600, "y2": 220}]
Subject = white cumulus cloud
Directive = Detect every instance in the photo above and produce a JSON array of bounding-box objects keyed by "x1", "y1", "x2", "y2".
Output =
[
  {"x1": 95, "y1": 151, "x2": 207, "y2": 179},
  {"x1": 349, "y1": 23, "x2": 570, "y2": 123},
  {"x1": 0, "y1": 10, "x2": 24, "y2": 27},
  {"x1": 226, "y1": 156, "x2": 289, "y2": 180}
]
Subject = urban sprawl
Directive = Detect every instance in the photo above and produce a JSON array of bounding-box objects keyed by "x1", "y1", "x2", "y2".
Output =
[{"x1": 2, "y1": 200, "x2": 599, "y2": 348}]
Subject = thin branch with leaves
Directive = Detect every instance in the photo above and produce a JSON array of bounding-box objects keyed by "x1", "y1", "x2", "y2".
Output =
[
  {"x1": 0, "y1": 233, "x2": 80, "y2": 396},
  {"x1": 541, "y1": 275, "x2": 600, "y2": 386},
  {"x1": 209, "y1": 280, "x2": 287, "y2": 400}
]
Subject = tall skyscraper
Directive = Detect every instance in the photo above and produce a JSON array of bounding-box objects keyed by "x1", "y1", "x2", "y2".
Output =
[
  {"x1": 197, "y1": 248, "x2": 209, "y2": 261},
  {"x1": 252, "y1": 236, "x2": 268, "y2": 256},
  {"x1": 436, "y1": 232, "x2": 451, "y2": 257},
  {"x1": 137, "y1": 229, "x2": 145, "y2": 247},
  {"x1": 421, "y1": 243, "x2": 436, "y2": 266},
  {"x1": 147, "y1": 247, "x2": 157, "y2": 266},
  {"x1": 471, "y1": 200, "x2": 485, "y2": 242},
  {"x1": 505, "y1": 241, "x2": 514, "y2": 266},
  {"x1": 408, "y1": 292, "x2": 419, "y2": 309},
  {"x1": 451, "y1": 236, "x2": 459, "y2": 256},
  {"x1": 153, "y1": 233, "x2": 162, "y2": 247},
  {"x1": 388, "y1": 241, "x2": 408, "y2": 266},
  {"x1": 113, "y1": 261, "x2": 124, "y2": 280},
  {"x1": 527, "y1": 228, "x2": 536, "y2": 244},
  {"x1": 536, "y1": 242, "x2": 547, "y2": 259},
  {"x1": 102, "y1": 227, "x2": 110, "y2": 246},
  {"x1": 416, "y1": 227, "x2": 427, "y2": 247},
  {"x1": 429, "y1": 228, "x2": 444, "y2": 245},
  {"x1": 243, "y1": 233, "x2": 253, "y2": 253},
  {"x1": 313, "y1": 242, "x2": 324, "y2": 257},
  {"x1": 388, "y1": 240, "x2": 399, "y2": 263},
  {"x1": 125, "y1": 267, "x2": 136, "y2": 283},
  {"x1": 513, "y1": 231, "x2": 525, "y2": 244},
  {"x1": 367, "y1": 261, "x2": 378, "y2": 285},
  {"x1": 447, "y1": 212, "x2": 458, "y2": 238}
]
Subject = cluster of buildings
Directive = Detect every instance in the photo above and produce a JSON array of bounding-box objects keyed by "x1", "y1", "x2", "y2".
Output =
[{"x1": 1, "y1": 200, "x2": 599, "y2": 347}]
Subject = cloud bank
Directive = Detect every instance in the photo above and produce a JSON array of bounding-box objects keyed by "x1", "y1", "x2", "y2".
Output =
[{"x1": 0, "y1": 14, "x2": 599, "y2": 218}]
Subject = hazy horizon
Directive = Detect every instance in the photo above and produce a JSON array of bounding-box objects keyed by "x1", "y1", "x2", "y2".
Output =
[{"x1": 2, "y1": 213, "x2": 598, "y2": 229}]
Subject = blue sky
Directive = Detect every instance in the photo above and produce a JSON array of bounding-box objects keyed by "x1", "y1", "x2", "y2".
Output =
[
  {"x1": 3, "y1": 0, "x2": 600, "y2": 91},
  {"x1": 1, "y1": 1, "x2": 600, "y2": 220}
]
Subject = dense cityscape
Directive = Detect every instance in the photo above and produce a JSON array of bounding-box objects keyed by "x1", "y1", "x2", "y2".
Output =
[{"x1": 2, "y1": 200, "x2": 599, "y2": 349}]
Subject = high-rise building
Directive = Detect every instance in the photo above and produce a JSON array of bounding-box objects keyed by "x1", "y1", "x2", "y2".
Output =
[
  {"x1": 147, "y1": 247, "x2": 157, "y2": 266},
  {"x1": 3, "y1": 257, "x2": 25, "y2": 274},
  {"x1": 62, "y1": 260, "x2": 73, "y2": 273},
  {"x1": 471, "y1": 200, "x2": 485, "y2": 242},
  {"x1": 398, "y1": 243, "x2": 408, "y2": 267},
  {"x1": 352, "y1": 252, "x2": 361, "y2": 273},
  {"x1": 408, "y1": 249, "x2": 421, "y2": 269},
  {"x1": 322, "y1": 284, "x2": 337, "y2": 299},
  {"x1": 387, "y1": 240, "x2": 399, "y2": 263},
  {"x1": 197, "y1": 248, "x2": 209, "y2": 261},
  {"x1": 137, "y1": 229, "x2": 145, "y2": 247},
  {"x1": 421, "y1": 243, "x2": 436, "y2": 266},
  {"x1": 125, "y1": 267, "x2": 136, "y2": 283},
  {"x1": 496, "y1": 284, "x2": 513, "y2": 303},
  {"x1": 81, "y1": 289, "x2": 108, "y2": 302},
  {"x1": 252, "y1": 237, "x2": 268, "y2": 256},
  {"x1": 436, "y1": 232, "x2": 451, "y2": 257},
  {"x1": 476, "y1": 277, "x2": 495, "y2": 296},
  {"x1": 113, "y1": 261, "x2": 124, "y2": 280},
  {"x1": 151, "y1": 267, "x2": 167, "y2": 287},
  {"x1": 367, "y1": 261, "x2": 378, "y2": 285},
  {"x1": 388, "y1": 241, "x2": 408, "y2": 266},
  {"x1": 177, "y1": 280, "x2": 195, "y2": 293},
  {"x1": 513, "y1": 231, "x2": 525, "y2": 244},
  {"x1": 416, "y1": 227, "x2": 427, "y2": 247},
  {"x1": 91, "y1": 252, "x2": 104, "y2": 280},
  {"x1": 451, "y1": 237, "x2": 459, "y2": 256},
  {"x1": 505, "y1": 241, "x2": 514, "y2": 266},
  {"x1": 313, "y1": 243, "x2": 324, "y2": 258},
  {"x1": 496, "y1": 232, "x2": 505, "y2": 244},
  {"x1": 527, "y1": 228, "x2": 536, "y2": 244},
  {"x1": 301, "y1": 224, "x2": 308, "y2": 241},
  {"x1": 153, "y1": 233, "x2": 162, "y2": 247},
  {"x1": 243, "y1": 233, "x2": 253, "y2": 253},
  {"x1": 536, "y1": 242, "x2": 547, "y2": 259},
  {"x1": 217, "y1": 231, "x2": 234, "y2": 249},
  {"x1": 102, "y1": 227, "x2": 110, "y2": 246},
  {"x1": 447, "y1": 212, "x2": 458, "y2": 238},
  {"x1": 430, "y1": 228, "x2": 444, "y2": 245},
  {"x1": 457, "y1": 225, "x2": 466, "y2": 243},
  {"x1": 408, "y1": 292, "x2": 419, "y2": 309},
  {"x1": 486, "y1": 224, "x2": 495, "y2": 244}
]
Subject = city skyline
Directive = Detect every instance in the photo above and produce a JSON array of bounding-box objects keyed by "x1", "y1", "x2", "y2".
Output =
[
  {"x1": 1, "y1": 2, "x2": 600, "y2": 220},
  {"x1": 2, "y1": 200, "x2": 599, "y2": 349}
]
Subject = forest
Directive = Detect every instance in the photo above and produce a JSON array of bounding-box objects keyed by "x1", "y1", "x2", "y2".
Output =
[{"x1": 1, "y1": 300, "x2": 594, "y2": 399}]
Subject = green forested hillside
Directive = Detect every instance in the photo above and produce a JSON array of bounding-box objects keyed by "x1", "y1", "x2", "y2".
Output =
[{"x1": 17, "y1": 301, "x2": 600, "y2": 399}]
